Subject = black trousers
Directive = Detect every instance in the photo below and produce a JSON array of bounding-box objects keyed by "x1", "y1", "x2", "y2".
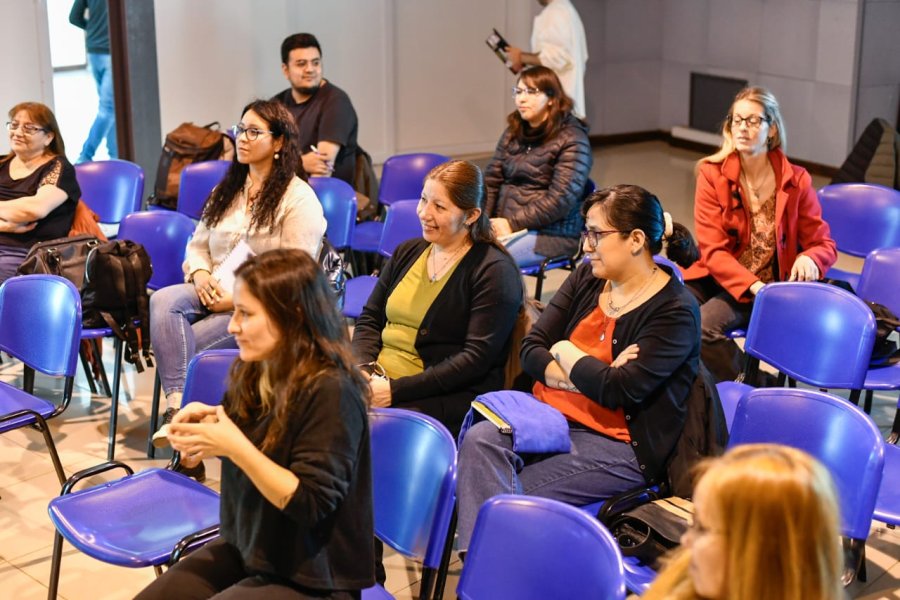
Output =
[{"x1": 134, "y1": 539, "x2": 361, "y2": 600}]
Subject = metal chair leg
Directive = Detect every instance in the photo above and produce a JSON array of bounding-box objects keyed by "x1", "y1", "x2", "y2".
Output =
[
  {"x1": 107, "y1": 338, "x2": 124, "y2": 461},
  {"x1": 148, "y1": 373, "x2": 162, "y2": 458},
  {"x1": 47, "y1": 532, "x2": 64, "y2": 599},
  {"x1": 35, "y1": 414, "x2": 66, "y2": 485},
  {"x1": 863, "y1": 389, "x2": 874, "y2": 414},
  {"x1": 78, "y1": 346, "x2": 98, "y2": 395},
  {"x1": 90, "y1": 339, "x2": 113, "y2": 397},
  {"x1": 432, "y1": 506, "x2": 458, "y2": 600}
]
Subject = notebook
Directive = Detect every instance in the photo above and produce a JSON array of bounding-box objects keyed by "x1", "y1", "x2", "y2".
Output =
[{"x1": 212, "y1": 239, "x2": 255, "y2": 294}]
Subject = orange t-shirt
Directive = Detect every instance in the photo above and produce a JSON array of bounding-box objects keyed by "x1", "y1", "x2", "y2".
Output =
[{"x1": 533, "y1": 306, "x2": 631, "y2": 441}]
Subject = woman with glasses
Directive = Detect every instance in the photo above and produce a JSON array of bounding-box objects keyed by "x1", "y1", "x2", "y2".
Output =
[
  {"x1": 137, "y1": 249, "x2": 374, "y2": 600},
  {"x1": 484, "y1": 65, "x2": 592, "y2": 268},
  {"x1": 0, "y1": 102, "x2": 80, "y2": 282},
  {"x1": 150, "y1": 99, "x2": 326, "y2": 470},
  {"x1": 684, "y1": 87, "x2": 836, "y2": 382},
  {"x1": 352, "y1": 160, "x2": 523, "y2": 437},
  {"x1": 456, "y1": 184, "x2": 700, "y2": 555},
  {"x1": 642, "y1": 444, "x2": 843, "y2": 600}
]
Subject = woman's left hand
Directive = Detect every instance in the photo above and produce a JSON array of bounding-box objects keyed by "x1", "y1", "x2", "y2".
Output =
[
  {"x1": 611, "y1": 343, "x2": 639, "y2": 368},
  {"x1": 369, "y1": 376, "x2": 392, "y2": 408},
  {"x1": 168, "y1": 405, "x2": 250, "y2": 461},
  {"x1": 550, "y1": 340, "x2": 589, "y2": 375},
  {"x1": 789, "y1": 255, "x2": 819, "y2": 282},
  {"x1": 0, "y1": 218, "x2": 36, "y2": 233}
]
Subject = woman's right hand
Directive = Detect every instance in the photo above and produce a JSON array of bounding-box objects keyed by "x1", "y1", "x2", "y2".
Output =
[
  {"x1": 611, "y1": 344, "x2": 639, "y2": 368},
  {"x1": 0, "y1": 218, "x2": 36, "y2": 233}
]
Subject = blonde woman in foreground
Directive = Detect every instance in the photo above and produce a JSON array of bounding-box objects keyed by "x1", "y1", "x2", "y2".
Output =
[{"x1": 641, "y1": 444, "x2": 843, "y2": 600}]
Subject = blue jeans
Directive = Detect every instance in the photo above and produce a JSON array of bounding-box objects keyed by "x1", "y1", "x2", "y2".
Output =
[
  {"x1": 0, "y1": 245, "x2": 29, "y2": 284},
  {"x1": 503, "y1": 231, "x2": 545, "y2": 268},
  {"x1": 150, "y1": 284, "x2": 236, "y2": 398},
  {"x1": 78, "y1": 52, "x2": 117, "y2": 162},
  {"x1": 456, "y1": 420, "x2": 645, "y2": 550}
]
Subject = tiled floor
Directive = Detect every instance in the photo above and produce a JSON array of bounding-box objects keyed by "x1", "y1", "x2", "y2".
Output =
[{"x1": 0, "y1": 141, "x2": 897, "y2": 599}]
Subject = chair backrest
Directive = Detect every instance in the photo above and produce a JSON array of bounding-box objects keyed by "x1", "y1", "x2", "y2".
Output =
[
  {"x1": 378, "y1": 153, "x2": 450, "y2": 207},
  {"x1": 181, "y1": 349, "x2": 239, "y2": 408},
  {"x1": 74, "y1": 159, "x2": 144, "y2": 224},
  {"x1": 729, "y1": 388, "x2": 884, "y2": 540},
  {"x1": 176, "y1": 160, "x2": 230, "y2": 220},
  {"x1": 856, "y1": 247, "x2": 900, "y2": 316},
  {"x1": 369, "y1": 408, "x2": 456, "y2": 569},
  {"x1": 653, "y1": 254, "x2": 684, "y2": 283},
  {"x1": 378, "y1": 200, "x2": 423, "y2": 258},
  {"x1": 0, "y1": 275, "x2": 82, "y2": 377},
  {"x1": 743, "y1": 282, "x2": 875, "y2": 389},
  {"x1": 309, "y1": 176, "x2": 357, "y2": 249},
  {"x1": 818, "y1": 183, "x2": 900, "y2": 257},
  {"x1": 457, "y1": 495, "x2": 626, "y2": 600},
  {"x1": 118, "y1": 211, "x2": 196, "y2": 290}
]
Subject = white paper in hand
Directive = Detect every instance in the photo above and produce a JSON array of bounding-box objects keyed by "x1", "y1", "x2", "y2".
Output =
[{"x1": 212, "y1": 239, "x2": 255, "y2": 294}]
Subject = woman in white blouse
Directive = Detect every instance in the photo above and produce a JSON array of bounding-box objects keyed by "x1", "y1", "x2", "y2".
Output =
[{"x1": 150, "y1": 99, "x2": 326, "y2": 455}]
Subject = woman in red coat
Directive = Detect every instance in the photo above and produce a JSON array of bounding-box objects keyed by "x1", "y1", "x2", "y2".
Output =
[{"x1": 683, "y1": 87, "x2": 836, "y2": 381}]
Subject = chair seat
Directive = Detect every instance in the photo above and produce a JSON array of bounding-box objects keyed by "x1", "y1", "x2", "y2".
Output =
[
  {"x1": 343, "y1": 276, "x2": 378, "y2": 319},
  {"x1": 874, "y1": 443, "x2": 900, "y2": 525},
  {"x1": 824, "y1": 267, "x2": 861, "y2": 292},
  {"x1": 519, "y1": 258, "x2": 571, "y2": 276},
  {"x1": 715, "y1": 381, "x2": 753, "y2": 431},
  {"x1": 863, "y1": 363, "x2": 900, "y2": 390},
  {"x1": 48, "y1": 468, "x2": 220, "y2": 568},
  {"x1": 81, "y1": 327, "x2": 115, "y2": 340},
  {"x1": 352, "y1": 222, "x2": 384, "y2": 253},
  {"x1": 726, "y1": 328, "x2": 746, "y2": 339},
  {"x1": 361, "y1": 584, "x2": 394, "y2": 600},
  {"x1": 0, "y1": 382, "x2": 56, "y2": 432},
  {"x1": 622, "y1": 556, "x2": 657, "y2": 593}
]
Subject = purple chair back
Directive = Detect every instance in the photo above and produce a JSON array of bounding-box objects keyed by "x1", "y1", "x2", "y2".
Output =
[
  {"x1": 181, "y1": 349, "x2": 238, "y2": 408},
  {"x1": 379, "y1": 200, "x2": 422, "y2": 258},
  {"x1": 379, "y1": 153, "x2": 450, "y2": 207},
  {"x1": 857, "y1": 247, "x2": 900, "y2": 317},
  {"x1": 652, "y1": 255, "x2": 683, "y2": 283},
  {"x1": 75, "y1": 160, "x2": 144, "y2": 223},
  {"x1": 177, "y1": 160, "x2": 230, "y2": 220},
  {"x1": 118, "y1": 211, "x2": 196, "y2": 290},
  {"x1": 309, "y1": 177, "x2": 357, "y2": 249},
  {"x1": 819, "y1": 183, "x2": 900, "y2": 257}
]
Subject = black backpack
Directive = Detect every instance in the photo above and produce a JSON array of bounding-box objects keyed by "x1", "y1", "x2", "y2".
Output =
[{"x1": 17, "y1": 235, "x2": 154, "y2": 371}]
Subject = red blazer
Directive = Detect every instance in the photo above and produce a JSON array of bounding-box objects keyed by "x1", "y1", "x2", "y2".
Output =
[{"x1": 683, "y1": 149, "x2": 837, "y2": 301}]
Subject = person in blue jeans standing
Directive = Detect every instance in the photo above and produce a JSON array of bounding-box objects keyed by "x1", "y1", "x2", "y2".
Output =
[{"x1": 69, "y1": 0, "x2": 117, "y2": 162}]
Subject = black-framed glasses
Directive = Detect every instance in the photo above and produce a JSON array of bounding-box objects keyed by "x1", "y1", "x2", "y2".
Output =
[
  {"x1": 231, "y1": 125, "x2": 275, "y2": 141},
  {"x1": 729, "y1": 114, "x2": 768, "y2": 129},
  {"x1": 6, "y1": 121, "x2": 47, "y2": 136},
  {"x1": 511, "y1": 86, "x2": 543, "y2": 98},
  {"x1": 581, "y1": 229, "x2": 624, "y2": 248}
]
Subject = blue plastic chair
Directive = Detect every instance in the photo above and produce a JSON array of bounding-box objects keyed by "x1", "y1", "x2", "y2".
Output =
[
  {"x1": 653, "y1": 254, "x2": 684, "y2": 284},
  {"x1": 118, "y1": 211, "x2": 196, "y2": 291},
  {"x1": 363, "y1": 408, "x2": 457, "y2": 600},
  {"x1": 729, "y1": 387, "x2": 884, "y2": 584},
  {"x1": 0, "y1": 275, "x2": 82, "y2": 485},
  {"x1": 47, "y1": 350, "x2": 234, "y2": 599},
  {"x1": 351, "y1": 153, "x2": 449, "y2": 254},
  {"x1": 176, "y1": 160, "x2": 230, "y2": 220},
  {"x1": 457, "y1": 495, "x2": 626, "y2": 600},
  {"x1": 855, "y1": 248, "x2": 900, "y2": 416},
  {"x1": 147, "y1": 349, "x2": 238, "y2": 457},
  {"x1": 74, "y1": 159, "x2": 144, "y2": 231},
  {"x1": 874, "y1": 443, "x2": 900, "y2": 527},
  {"x1": 309, "y1": 176, "x2": 358, "y2": 251},
  {"x1": 819, "y1": 183, "x2": 900, "y2": 290},
  {"x1": 716, "y1": 282, "x2": 876, "y2": 430},
  {"x1": 343, "y1": 200, "x2": 423, "y2": 319},
  {"x1": 520, "y1": 178, "x2": 595, "y2": 301}
]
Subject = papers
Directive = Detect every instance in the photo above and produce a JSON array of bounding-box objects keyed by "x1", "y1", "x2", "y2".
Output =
[
  {"x1": 211, "y1": 239, "x2": 255, "y2": 294},
  {"x1": 498, "y1": 229, "x2": 529, "y2": 245}
]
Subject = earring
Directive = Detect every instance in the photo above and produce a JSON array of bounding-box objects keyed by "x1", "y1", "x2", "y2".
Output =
[{"x1": 274, "y1": 152, "x2": 280, "y2": 160}]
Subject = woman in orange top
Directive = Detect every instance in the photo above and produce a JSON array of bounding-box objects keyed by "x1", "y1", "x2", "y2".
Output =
[{"x1": 456, "y1": 184, "x2": 701, "y2": 552}]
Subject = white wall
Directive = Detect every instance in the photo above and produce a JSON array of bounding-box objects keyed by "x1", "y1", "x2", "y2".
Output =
[
  {"x1": 0, "y1": 0, "x2": 54, "y2": 155},
  {"x1": 854, "y1": 0, "x2": 900, "y2": 140}
]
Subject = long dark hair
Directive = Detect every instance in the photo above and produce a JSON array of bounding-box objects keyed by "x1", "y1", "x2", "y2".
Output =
[
  {"x1": 8, "y1": 102, "x2": 66, "y2": 157},
  {"x1": 507, "y1": 66, "x2": 574, "y2": 144},
  {"x1": 582, "y1": 184, "x2": 699, "y2": 267},
  {"x1": 201, "y1": 99, "x2": 304, "y2": 233},
  {"x1": 226, "y1": 249, "x2": 370, "y2": 453}
]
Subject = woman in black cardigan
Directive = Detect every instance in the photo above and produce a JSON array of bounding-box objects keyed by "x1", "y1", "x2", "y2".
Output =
[
  {"x1": 352, "y1": 160, "x2": 523, "y2": 435},
  {"x1": 456, "y1": 184, "x2": 701, "y2": 551}
]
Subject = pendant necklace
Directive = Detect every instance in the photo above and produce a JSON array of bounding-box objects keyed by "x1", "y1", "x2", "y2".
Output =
[
  {"x1": 429, "y1": 242, "x2": 469, "y2": 283},
  {"x1": 600, "y1": 266, "x2": 658, "y2": 342}
]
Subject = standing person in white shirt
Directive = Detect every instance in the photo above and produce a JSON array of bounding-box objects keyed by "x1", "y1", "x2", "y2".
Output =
[{"x1": 507, "y1": 0, "x2": 589, "y2": 120}]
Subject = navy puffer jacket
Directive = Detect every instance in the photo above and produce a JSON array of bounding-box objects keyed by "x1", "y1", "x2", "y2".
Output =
[{"x1": 485, "y1": 113, "x2": 593, "y2": 258}]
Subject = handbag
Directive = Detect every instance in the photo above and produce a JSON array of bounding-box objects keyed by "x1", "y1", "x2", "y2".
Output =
[
  {"x1": 607, "y1": 496, "x2": 694, "y2": 569},
  {"x1": 317, "y1": 236, "x2": 346, "y2": 310},
  {"x1": 457, "y1": 390, "x2": 571, "y2": 454}
]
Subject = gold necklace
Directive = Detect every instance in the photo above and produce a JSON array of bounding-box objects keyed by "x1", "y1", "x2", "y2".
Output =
[
  {"x1": 429, "y1": 242, "x2": 469, "y2": 283},
  {"x1": 600, "y1": 267, "x2": 658, "y2": 341}
]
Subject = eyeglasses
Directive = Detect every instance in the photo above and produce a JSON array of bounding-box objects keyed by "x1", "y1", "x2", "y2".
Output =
[
  {"x1": 358, "y1": 361, "x2": 388, "y2": 381},
  {"x1": 581, "y1": 229, "x2": 624, "y2": 248},
  {"x1": 231, "y1": 125, "x2": 275, "y2": 141},
  {"x1": 6, "y1": 121, "x2": 47, "y2": 136},
  {"x1": 729, "y1": 114, "x2": 768, "y2": 130},
  {"x1": 511, "y1": 86, "x2": 544, "y2": 98}
]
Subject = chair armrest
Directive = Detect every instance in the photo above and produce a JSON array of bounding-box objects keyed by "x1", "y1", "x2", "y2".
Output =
[
  {"x1": 60, "y1": 460, "x2": 134, "y2": 495},
  {"x1": 169, "y1": 524, "x2": 220, "y2": 565}
]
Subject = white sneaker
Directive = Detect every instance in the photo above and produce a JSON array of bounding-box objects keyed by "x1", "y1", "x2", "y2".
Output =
[{"x1": 151, "y1": 408, "x2": 179, "y2": 448}]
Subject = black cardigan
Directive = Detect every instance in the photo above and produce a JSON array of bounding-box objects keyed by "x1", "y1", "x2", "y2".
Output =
[
  {"x1": 220, "y1": 371, "x2": 374, "y2": 591},
  {"x1": 352, "y1": 239, "x2": 523, "y2": 426},
  {"x1": 522, "y1": 262, "x2": 701, "y2": 485}
]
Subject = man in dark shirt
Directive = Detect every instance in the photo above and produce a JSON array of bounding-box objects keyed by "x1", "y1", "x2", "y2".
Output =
[{"x1": 272, "y1": 33, "x2": 360, "y2": 186}]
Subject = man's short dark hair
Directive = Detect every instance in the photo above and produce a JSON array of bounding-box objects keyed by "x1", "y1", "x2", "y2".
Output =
[{"x1": 281, "y1": 33, "x2": 322, "y2": 64}]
